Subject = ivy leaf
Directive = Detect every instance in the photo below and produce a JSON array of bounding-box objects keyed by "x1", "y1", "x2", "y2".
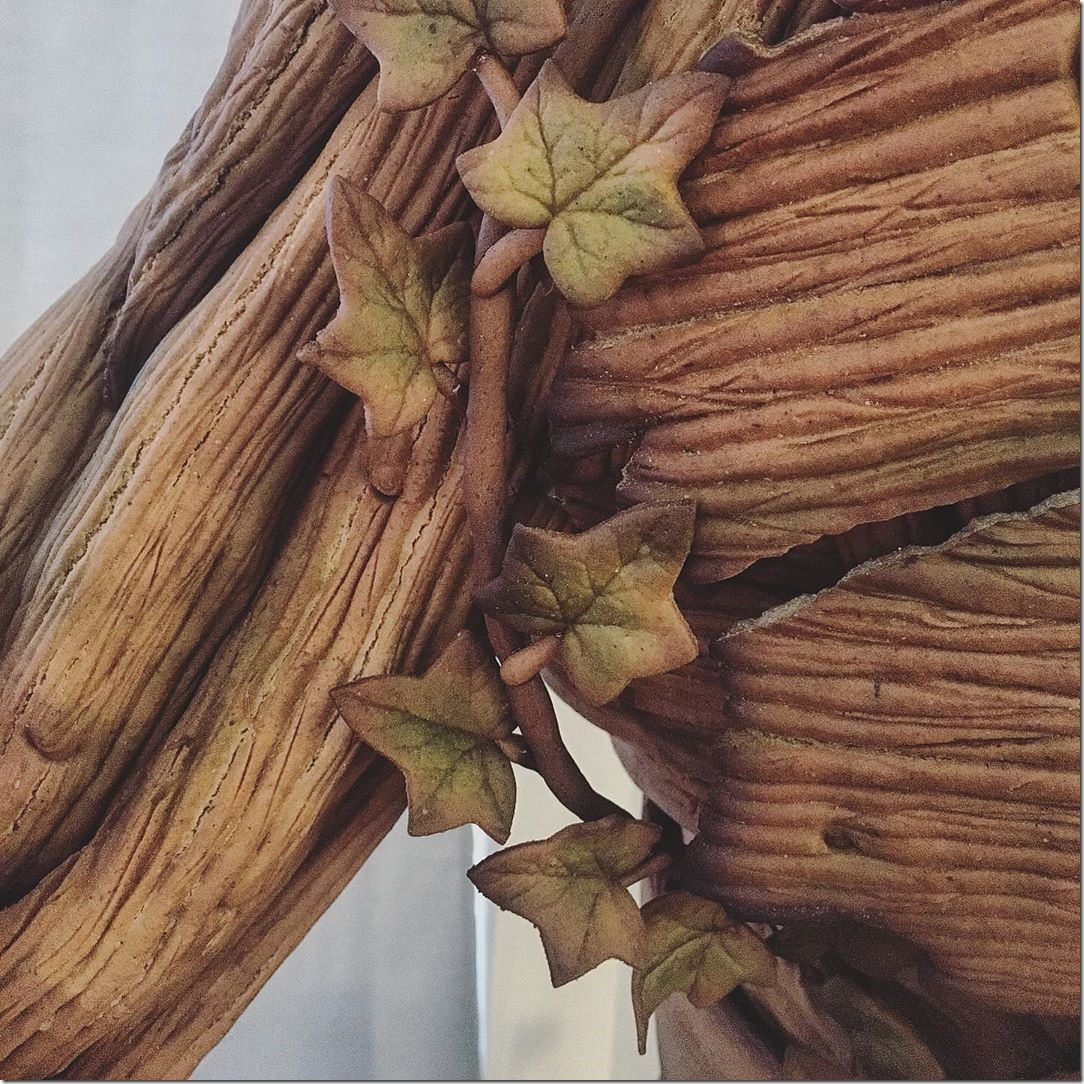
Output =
[
  {"x1": 330, "y1": 631, "x2": 515, "y2": 843},
  {"x1": 457, "y1": 61, "x2": 727, "y2": 306},
  {"x1": 300, "y1": 176, "x2": 471, "y2": 439},
  {"x1": 477, "y1": 501, "x2": 699, "y2": 704},
  {"x1": 632, "y1": 891, "x2": 775, "y2": 1054},
  {"x1": 330, "y1": 0, "x2": 567, "y2": 112},
  {"x1": 468, "y1": 815, "x2": 662, "y2": 986}
]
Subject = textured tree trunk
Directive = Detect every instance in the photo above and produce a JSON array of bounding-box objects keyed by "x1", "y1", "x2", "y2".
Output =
[{"x1": 0, "y1": 0, "x2": 1077, "y2": 1078}]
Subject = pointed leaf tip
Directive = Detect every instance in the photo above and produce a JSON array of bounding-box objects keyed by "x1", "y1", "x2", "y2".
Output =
[
  {"x1": 468, "y1": 815, "x2": 662, "y2": 986},
  {"x1": 478, "y1": 501, "x2": 699, "y2": 704},
  {"x1": 631, "y1": 891, "x2": 774, "y2": 1054},
  {"x1": 330, "y1": 0, "x2": 567, "y2": 111},
  {"x1": 331, "y1": 631, "x2": 516, "y2": 843},
  {"x1": 299, "y1": 177, "x2": 471, "y2": 442},
  {"x1": 457, "y1": 61, "x2": 728, "y2": 306}
]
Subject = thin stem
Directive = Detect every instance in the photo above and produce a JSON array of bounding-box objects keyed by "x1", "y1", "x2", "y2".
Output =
[
  {"x1": 477, "y1": 215, "x2": 507, "y2": 255},
  {"x1": 496, "y1": 734, "x2": 537, "y2": 770},
  {"x1": 499, "y1": 634, "x2": 561, "y2": 687},
  {"x1": 644, "y1": 798, "x2": 686, "y2": 861},
  {"x1": 463, "y1": 283, "x2": 513, "y2": 589},
  {"x1": 464, "y1": 47, "x2": 613, "y2": 826},
  {"x1": 488, "y1": 618, "x2": 624, "y2": 823},
  {"x1": 472, "y1": 229, "x2": 546, "y2": 298},
  {"x1": 474, "y1": 54, "x2": 522, "y2": 128},
  {"x1": 620, "y1": 852, "x2": 673, "y2": 888}
]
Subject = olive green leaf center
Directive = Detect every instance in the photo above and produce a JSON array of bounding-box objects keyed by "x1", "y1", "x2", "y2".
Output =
[
  {"x1": 331, "y1": 0, "x2": 567, "y2": 111},
  {"x1": 299, "y1": 176, "x2": 471, "y2": 441},
  {"x1": 478, "y1": 501, "x2": 699, "y2": 704},
  {"x1": 332, "y1": 631, "x2": 516, "y2": 843},
  {"x1": 457, "y1": 61, "x2": 728, "y2": 305}
]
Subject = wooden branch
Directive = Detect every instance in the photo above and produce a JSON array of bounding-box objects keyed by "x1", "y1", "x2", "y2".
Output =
[
  {"x1": 0, "y1": 2, "x2": 643, "y2": 1072},
  {"x1": 1, "y1": 0, "x2": 1076, "y2": 1078},
  {"x1": 683, "y1": 494, "x2": 1081, "y2": 1016},
  {"x1": 103, "y1": 0, "x2": 375, "y2": 400},
  {"x1": 61, "y1": 763, "x2": 407, "y2": 1080}
]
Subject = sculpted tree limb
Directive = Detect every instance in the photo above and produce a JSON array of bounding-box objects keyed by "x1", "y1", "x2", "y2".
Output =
[
  {"x1": 552, "y1": 0, "x2": 1079, "y2": 579},
  {"x1": 0, "y1": 2, "x2": 376, "y2": 639},
  {"x1": 0, "y1": 0, "x2": 1077, "y2": 1077},
  {"x1": 684, "y1": 493, "x2": 1081, "y2": 1017}
]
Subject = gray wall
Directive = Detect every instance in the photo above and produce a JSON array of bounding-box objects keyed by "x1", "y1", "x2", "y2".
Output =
[{"x1": 193, "y1": 824, "x2": 479, "y2": 1080}]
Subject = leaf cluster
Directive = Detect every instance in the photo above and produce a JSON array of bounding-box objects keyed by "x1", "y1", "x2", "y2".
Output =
[
  {"x1": 305, "y1": 1, "x2": 727, "y2": 446},
  {"x1": 313, "y1": 0, "x2": 756, "y2": 1057}
]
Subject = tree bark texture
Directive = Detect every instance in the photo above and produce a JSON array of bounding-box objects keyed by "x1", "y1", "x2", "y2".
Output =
[{"x1": 0, "y1": 0, "x2": 1077, "y2": 1078}]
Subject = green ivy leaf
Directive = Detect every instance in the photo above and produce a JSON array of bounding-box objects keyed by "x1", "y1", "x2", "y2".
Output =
[
  {"x1": 632, "y1": 891, "x2": 775, "y2": 1054},
  {"x1": 330, "y1": 0, "x2": 567, "y2": 111},
  {"x1": 477, "y1": 501, "x2": 699, "y2": 705},
  {"x1": 457, "y1": 61, "x2": 727, "y2": 306},
  {"x1": 300, "y1": 176, "x2": 471, "y2": 439},
  {"x1": 468, "y1": 815, "x2": 662, "y2": 986},
  {"x1": 331, "y1": 631, "x2": 515, "y2": 843}
]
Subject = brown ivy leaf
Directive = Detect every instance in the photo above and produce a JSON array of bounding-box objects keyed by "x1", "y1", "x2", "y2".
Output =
[
  {"x1": 457, "y1": 61, "x2": 727, "y2": 306},
  {"x1": 632, "y1": 891, "x2": 775, "y2": 1054},
  {"x1": 330, "y1": 0, "x2": 567, "y2": 111},
  {"x1": 300, "y1": 176, "x2": 471, "y2": 439},
  {"x1": 468, "y1": 815, "x2": 662, "y2": 986},
  {"x1": 331, "y1": 631, "x2": 515, "y2": 843},
  {"x1": 477, "y1": 501, "x2": 699, "y2": 704}
]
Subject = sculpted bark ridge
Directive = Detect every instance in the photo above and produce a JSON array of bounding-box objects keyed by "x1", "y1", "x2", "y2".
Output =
[
  {"x1": 0, "y1": 1, "x2": 641, "y2": 1074},
  {"x1": 0, "y1": 199, "x2": 147, "y2": 633},
  {"x1": 0, "y1": 2, "x2": 375, "y2": 638},
  {"x1": 65, "y1": 762, "x2": 406, "y2": 1080},
  {"x1": 683, "y1": 493, "x2": 1080, "y2": 1014},
  {"x1": 0, "y1": 398, "x2": 470, "y2": 1075},
  {"x1": 543, "y1": 0, "x2": 1079, "y2": 1072},
  {"x1": 103, "y1": 0, "x2": 377, "y2": 396},
  {"x1": 0, "y1": 0, "x2": 1077, "y2": 1077},
  {"x1": 0, "y1": 54, "x2": 493, "y2": 900},
  {"x1": 551, "y1": 0, "x2": 1079, "y2": 579}
]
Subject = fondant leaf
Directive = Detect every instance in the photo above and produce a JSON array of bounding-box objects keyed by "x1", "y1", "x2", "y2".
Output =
[
  {"x1": 300, "y1": 176, "x2": 471, "y2": 439},
  {"x1": 468, "y1": 815, "x2": 662, "y2": 986},
  {"x1": 330, "y1": 0, "x2": 567, "y2": 111},
  {"x1": 632, "y1": 891, "x2": 774, "y2": 1054},
  {"x1": 331, "y1": 631, "x2": 515, "y2": 843},
  {"x1": 457, "y1": 61, "x2": 727, "y2": 305},
  {"x1": 478, "y1": 501, "x2": 699, "y2": 704}
]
